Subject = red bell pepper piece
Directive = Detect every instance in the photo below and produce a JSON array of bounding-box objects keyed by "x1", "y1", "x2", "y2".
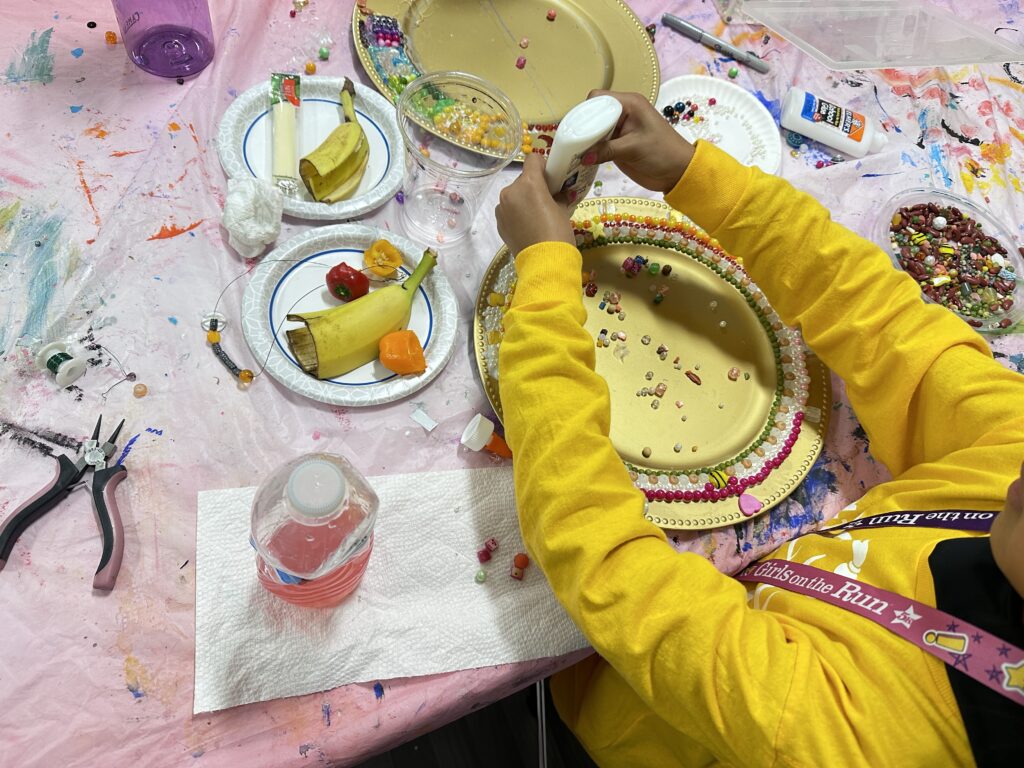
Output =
[{"x1": 325, "y1": 262, "x2": 369, "y2": 302}]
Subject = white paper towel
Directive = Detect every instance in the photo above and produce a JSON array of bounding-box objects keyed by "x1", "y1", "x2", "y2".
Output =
[{"x1": 194, "y1": 466, "x2": 588, "y2": 714}]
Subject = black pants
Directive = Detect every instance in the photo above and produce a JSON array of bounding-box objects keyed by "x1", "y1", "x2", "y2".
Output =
[{"x1": 535, "y1": 679, "x2": 599, "y2": 768}]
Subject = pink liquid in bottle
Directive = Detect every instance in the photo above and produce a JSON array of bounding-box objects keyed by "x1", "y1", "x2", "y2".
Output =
[{"x1": 252, "y1": 455, "x2": 378, "y2": 608}]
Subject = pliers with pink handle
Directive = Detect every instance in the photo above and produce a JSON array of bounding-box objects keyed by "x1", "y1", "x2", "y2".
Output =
[{"x1": 0, "y1": 415, "x2": 128, "y2": 590}]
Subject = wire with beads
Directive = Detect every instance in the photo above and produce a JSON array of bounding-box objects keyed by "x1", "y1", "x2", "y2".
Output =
[{"x1": 203, "y1": 258, "x2": 400, "y2": 388}]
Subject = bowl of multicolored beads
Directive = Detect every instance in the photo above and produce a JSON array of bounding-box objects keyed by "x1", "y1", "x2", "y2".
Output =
[
  {"x1": 877, "y1": 188, "x2": 1022, "y2": 333},
  {"x1": 473, "y1": 197, "x2": 831, "y2": 530}
]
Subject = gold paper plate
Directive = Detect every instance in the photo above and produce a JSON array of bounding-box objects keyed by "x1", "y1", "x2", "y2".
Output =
[
  {"x1": 473, "y1": 197, "x2": 831, "y2": 530},
  {"x1": 351, "y1": 0, "x2": 659, "y2": 159}
]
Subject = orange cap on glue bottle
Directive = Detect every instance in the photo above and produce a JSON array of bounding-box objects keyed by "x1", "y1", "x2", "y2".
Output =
[{"x1": 460, "y1": 414, "x2": 512, "y2": 458}]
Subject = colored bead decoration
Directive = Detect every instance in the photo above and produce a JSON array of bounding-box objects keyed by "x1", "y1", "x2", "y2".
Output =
[
  {"x1": 513, "y1": 553, "x2": 530, "y2": 569},
  {"x1": 475, "y1": 569, "x2": 487, "y2": 584},
  {"x1": 319, "y1": 46, "x2": 330, "y2": 60},
  {"x1": 132, "y1": 383, "x2": 148, "y2": 398},
  {"x1": 484, "y1": 209, "x2": 813, "y2": 506},
  {"x1": 305, "y1": 61, "x2": 317, "y2": 75},
  {"x1": 510, "y1": 565, "x2": 525, "y2": 580},
  {"x1": 239, "y1": 369, "x2": 254, "y2": 384},
  {"x1": 485, "y1": 537, "x2": 499, "y2": 552},
  {"x1": 888, "y1": 200, "x2": 1017, "y2": 330},
  {"x1": 206, "y1": 330, "x2": 221, "y2": 344},
  {"x1": 546, "y1": 9, "x2": 557, "y2": 21},
  {"x1": 728, "y1": 67, "x2": 739, "y2": 78},
  {"x1": 477, "y1": 548, "x2": 492, "y2": 563},
  {"x1": 515, "y1": 56, "x2": 527, "y2": 69}
]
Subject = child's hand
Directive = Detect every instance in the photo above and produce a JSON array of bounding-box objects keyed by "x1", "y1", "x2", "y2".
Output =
[
  {"x1": 495, "y1": 154, "x2": 574, "y2": 255},
  {"x1": 584, "y1": 90, "x2": 696, "y2": 194}
]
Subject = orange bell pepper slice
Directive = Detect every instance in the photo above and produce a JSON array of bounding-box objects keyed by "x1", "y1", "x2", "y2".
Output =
[
  {"x1": 379, "y1": 329, "x2": 426, "y2": 375},
  {"x1": 364, "y1": 239, "x2": 404, "y2": 279}
]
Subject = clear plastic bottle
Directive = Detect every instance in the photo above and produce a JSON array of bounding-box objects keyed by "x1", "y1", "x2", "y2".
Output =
[{"x1": 250, "y1": 453, "x2": 379, "y2": 608}]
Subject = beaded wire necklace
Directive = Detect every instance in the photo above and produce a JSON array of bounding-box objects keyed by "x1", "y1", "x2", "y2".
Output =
[{"x1": 202, "y1": 260, "x2": 396, "y2": 387}]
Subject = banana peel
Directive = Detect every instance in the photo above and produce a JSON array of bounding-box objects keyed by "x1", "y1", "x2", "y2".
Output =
[
  {"x1": 299, "y1": 79, "x2": 370, "y2": 202},
  {"x1": 286, "y1": 249, "x2": 438, "y2": 380},
  {"x1": 322, "y1": 143, "x2": 369, "y2": 203}
]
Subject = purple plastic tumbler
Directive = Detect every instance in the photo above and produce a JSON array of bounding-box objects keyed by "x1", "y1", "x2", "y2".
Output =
[{"x1": 111, "y1": 0, "x2": 215, "y2": 78}]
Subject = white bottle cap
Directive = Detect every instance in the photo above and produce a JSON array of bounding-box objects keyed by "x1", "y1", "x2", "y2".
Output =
[
  {"x1": 557, "y1": 95, "x2": 623, "y2": 143},
  {"x1": 869, "y1": 131, "x2": 888, "y2": 154},
  {"x1": 287, "y1": 458, "x2": 347, "y2": 518},
  {"x1": 461, "y1": 413, "x2": 495, "y2": 452},
  {"x1": 54, "y1": 357, "x2": 87, "y2": 388}
]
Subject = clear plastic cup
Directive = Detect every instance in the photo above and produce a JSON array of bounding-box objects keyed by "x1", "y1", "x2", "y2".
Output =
[
  {"x1": 110, "y1": 0, "x2": 215, "y2": 79},
  {"x1": 396, "y1": 72, "x2": 521, "y2": 245},
  {"x1": 250, "y1": 453, "x2": 379, "y2": 608}
]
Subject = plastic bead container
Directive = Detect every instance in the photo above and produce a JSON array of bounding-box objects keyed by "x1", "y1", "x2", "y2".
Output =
[{"x1": 874, "y1": 188, "x2": 1023, "y2": 334}]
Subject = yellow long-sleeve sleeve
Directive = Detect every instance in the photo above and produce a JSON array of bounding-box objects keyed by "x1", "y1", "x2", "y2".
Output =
[{"x1": 498, "y1": 142, "x2": 1024, "y2": 766}]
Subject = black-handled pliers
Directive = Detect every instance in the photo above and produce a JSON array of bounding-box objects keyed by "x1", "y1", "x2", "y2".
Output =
[{"x1": 0, "y1": 415, "x2": 128, "y2": 590}]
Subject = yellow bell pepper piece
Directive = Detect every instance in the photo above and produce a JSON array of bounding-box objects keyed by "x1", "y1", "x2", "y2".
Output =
[{"x1": 364, "y1": 239, "x2": 404, "y2": 279}]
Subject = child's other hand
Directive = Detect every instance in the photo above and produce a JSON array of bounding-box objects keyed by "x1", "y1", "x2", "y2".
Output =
[
  {"x1": 495, "y1": 154, "x2": 574, "y2": 255},
  {"x1": 585, "y1": 90, "x2": 696, "y2": 194}
]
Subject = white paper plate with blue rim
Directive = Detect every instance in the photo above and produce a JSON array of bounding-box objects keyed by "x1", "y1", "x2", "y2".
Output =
[
  {"x1": 217, "y1": 77, "x2": 403, "y2": 220},
  {"x1": 241, "y1": 225, "x2": 458, "y2": 406},
  {"x1": 656, "y1": 75, "x2": 781, "y2": 174}
]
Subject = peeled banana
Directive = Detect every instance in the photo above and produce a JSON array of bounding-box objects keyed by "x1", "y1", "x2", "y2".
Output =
[
  {"x1": 286, "y1": 249, "x2": 438, "y2": 379},
  {"x1": 299, "y1": 79, "x2": 370, "y2": 203}
]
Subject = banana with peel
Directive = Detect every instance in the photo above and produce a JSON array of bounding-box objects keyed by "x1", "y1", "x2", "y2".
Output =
[
  {"x1": 286, "y1": 249, "x2": 437, "y2": 379},
  {"x1": 300, "y1": 79, "x2": 370, "y2": 203}
]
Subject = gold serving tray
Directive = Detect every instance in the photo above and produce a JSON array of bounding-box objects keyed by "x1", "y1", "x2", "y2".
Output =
[
  {"x1": 351, "y1": 0, "x2": 660, "y2": 160},
  {"x1": 473, "y1": 197, "x2": 831, "y2": 530}
]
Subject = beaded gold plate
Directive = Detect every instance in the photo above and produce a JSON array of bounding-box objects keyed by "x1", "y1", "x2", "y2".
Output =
[
  {"x1": 473, "y1": 197, "x2": 831, "y2": 530},
  {"x1": 351, "y1": 0, "x2": 659, "y2": 161}
]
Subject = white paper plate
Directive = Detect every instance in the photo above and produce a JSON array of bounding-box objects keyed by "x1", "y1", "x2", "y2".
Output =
[
  {"x1": 656, "y1": 75, "x2": 781, "y2": 174},
  {"x1": 241, "y1": 226, "x2": 458, "y2": 406},
  {"x1": 217, "y1": 77, "x2": 403, "y2": 220}
]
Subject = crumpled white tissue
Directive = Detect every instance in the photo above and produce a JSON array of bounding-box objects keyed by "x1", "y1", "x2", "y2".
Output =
[
  {"x1": 194, "y1": 466, "x2": 588, "y2": 714},
  {"x1": 221, "y1": 177, "x2": 283, "y2": 258}
]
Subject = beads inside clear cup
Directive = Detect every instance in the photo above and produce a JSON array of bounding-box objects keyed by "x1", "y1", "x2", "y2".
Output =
[
  {"x1": 396, "y1": 71, "x2": 521, "y2": 245},
  {"x1": 250, "y1": 453, "x2": 379, "y2": 608}
]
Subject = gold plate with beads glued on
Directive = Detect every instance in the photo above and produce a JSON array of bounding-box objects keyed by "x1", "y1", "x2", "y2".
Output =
[
  {"x1": 472, "y1": 196, "x2": 832, "y2": 531},
  {"x1": 350, "y1": 0, "x2": 659, "y2": 162},
  {"x1": 285, "y1": 324, "x2": 319, "y2": 376}
]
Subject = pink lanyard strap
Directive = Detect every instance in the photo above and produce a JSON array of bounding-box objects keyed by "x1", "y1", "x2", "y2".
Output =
[{"x1": 736, "y1": 510, "x2": 1023, "y2": 706}]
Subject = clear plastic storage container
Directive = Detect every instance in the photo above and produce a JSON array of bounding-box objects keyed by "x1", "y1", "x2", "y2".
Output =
[
  {"x1": 875, "y1": 188, "x2": 1023, "y2": 334},
  {"x1": 710, "y1": 1, "x2": 1024, "y2": 71}
]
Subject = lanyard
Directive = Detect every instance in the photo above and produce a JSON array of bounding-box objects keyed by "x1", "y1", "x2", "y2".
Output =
[
  {"x1": 820, "y1": 508, "x2": 996, "y2": 534},
  {"x1": 736, "y1": 510, "x2": 1023, "y2": 706}
]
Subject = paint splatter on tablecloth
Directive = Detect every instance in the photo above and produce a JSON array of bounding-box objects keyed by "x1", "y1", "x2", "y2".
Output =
[{"x1": 0, "y1": 1, "x2": 1021, "y2": 766}]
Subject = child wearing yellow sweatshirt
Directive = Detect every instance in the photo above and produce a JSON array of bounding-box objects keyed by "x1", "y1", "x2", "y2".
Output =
[{"x1": 494, "y1": 91, "x2": 1024, "y2": 766}]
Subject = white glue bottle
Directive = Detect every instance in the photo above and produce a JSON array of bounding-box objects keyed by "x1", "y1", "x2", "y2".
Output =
[
  {"x1": 544, "y1": 95, "x2": 623, "y2": 205},
  {"x1": 780, "y1": 87, "x2": 887, "y2": 158}
]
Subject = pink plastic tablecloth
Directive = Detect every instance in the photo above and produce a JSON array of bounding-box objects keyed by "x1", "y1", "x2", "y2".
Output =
[{"x1": 1, "y1": 1, "x2": 1022, "y2": 766}]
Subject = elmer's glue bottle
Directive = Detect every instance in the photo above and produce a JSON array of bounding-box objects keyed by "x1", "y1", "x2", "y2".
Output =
[
  {"x1": 544, "y1": 95, "x2": 623, "y2": 206},
  {"x1": 780, "y1": 87, "x2": 887, "y2": 158}
]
